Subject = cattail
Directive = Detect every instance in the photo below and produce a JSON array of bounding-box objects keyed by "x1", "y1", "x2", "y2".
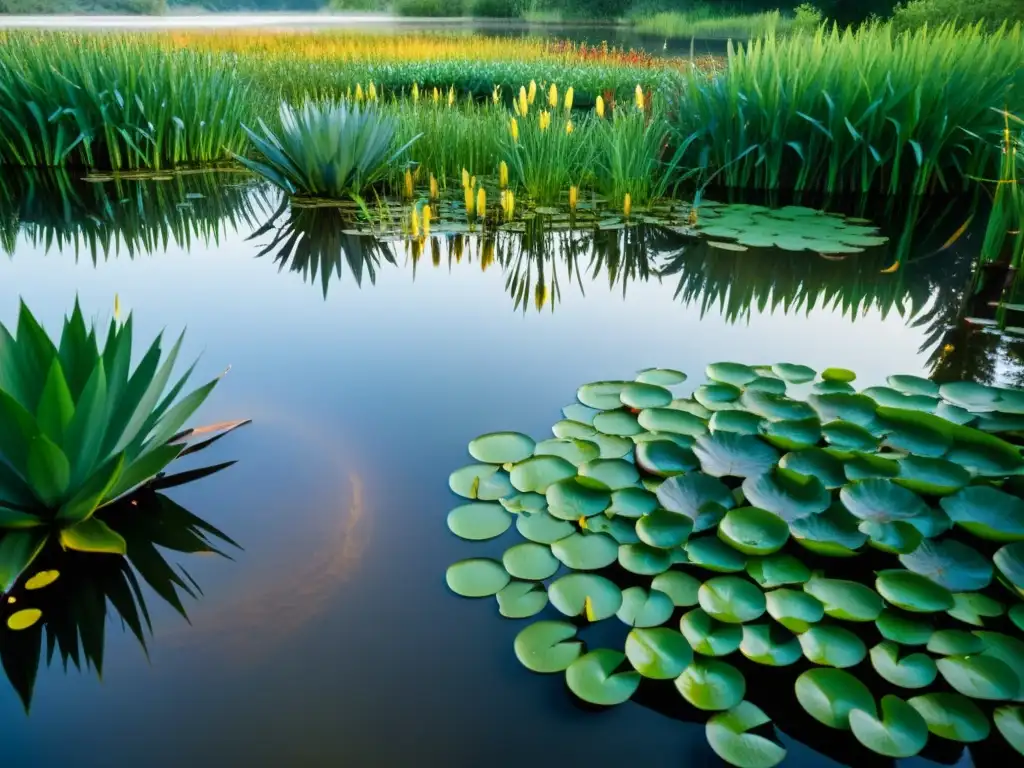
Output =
[
  {"x1": 596, "y1": 94, "x2": 605, "y2": 119},
  {"x1": 569, "y1": 185, "x2": 578, "y2": 211},
  {"x1": 499, "y1": 161, "x2": 509, "y2": 189},
  {"x1": 564, "y1": 86, "x2": 574, "y2": 112}
]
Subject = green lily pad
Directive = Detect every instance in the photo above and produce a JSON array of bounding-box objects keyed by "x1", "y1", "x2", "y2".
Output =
[
  {"x1": 840, "y1": 478, "x2": 929, "y2": 524},
  {"x1": 974, "y1": 631, "x2": 1024, "y2": 700},
  {"x1": 941, "y1": 485, "x2": 1024, "y2": 542},
  {"x1": 468, "y1": 431, "x2": 536, "y2": 464},
  {"x1": 994, "y1": 705, "x2": 1024, "y2": 757},
  {"x1": 823, "y1": 421, "x2": 879, "y2": 451},
  {"x1": 636, "y1": 368, "x2": 687, "y2": 386},
  {"x1": 657, "y1": 474, "x2": 735, "y2": 530},
  {"x1": 638, "y1": 407, "x2": 709, "y2": 437},
  {"x1": 685, "y1": 535, "x2": 747, "y2": 572},
  {"x1": 514, "y1": 620, "x2": 583, "y2": 673},
  {"x1": 908, "y1": 693, "x2": 990, "y2": 742},
  {"x1": 698, "y1": 576, "x2": 766, "y2": 624},
  {"x1": 619, "y1": 543, "x2": 674, "y2": 575},
  {"x1": 710, "y1": 410, "x2": 764, "y2": 436},
  {"x1": 516, "y1": 510, "x2": 575, "y2": 544},
  {"x1": 707, "y1": 362, "x2": 760, "y2": 388},
  {"x1": 706, "y1": 701, "x2": 787, "y2": 768},
  {"x1": 936, "y1": 654, "x2": 1019, "y2": 700},
  {"x1": 745, "y1": 377, "x2": 788, "y2": 395},
  {"x1": 773, "y1": 363, "x2": 816, "y2": 383},
  {"x1": 675, "y1": 658, "x2": 746, "y2": 711},
  {"x1": 948, "y1": 592, "x2": 1004, "y2": 627},
  {"x1": 552, "y1": 418, "x2": 598, "y2": 439},
  {"x1": 795, "y1": 668, "x2": 876, "y2": 729},
  {"x1": 1012, "y1": 603, "x2": 1024, "y2": 631},
  {"x1": 578, "y1": 459, "x2": 639, "y2": 490},
  {"x1": 875, "y1": 569, "x2": 954, "y2": 613},
  {"x1": 718, "y1": 507, "x2": 789, "y2": 555},
  {"x1": 551, "y1": 533, "x2": 618, "y2": 570},
  {"x1": 447, "y1": 502, "x2": 513, "y2": 540},
  {"x1": 608, "y1": 487, "x2": 659, "y2": 518},
  {"x1": 822, "y1": 368, "x2": 856, "y2": 383},
  {"x1": 741, "y1": 391, "x2": 817, "y2": 422},
  {"x1": 510, "y1": 456, "x2": 577, "y2": 493},
  {"x1": 502, "y1": 542, "x2": 559, "y2": 581},
  {"x1": 593, "y1": 409, "x2": 644, "y2": 437},
  {"x1": 696, "y1": 383, "x2": 743, "y2": 411},
  {"x1": 876, "y1": 608, "x2": 934, "y2": 646},
  {"x1": 860, "y1": 520, "x2": 923, "y2": 555},
  {"x1": 533, "y1": 437, "x2": 600, "y2": 466},
  {"x1": 620, "y1": 382, "x2": 673, "y2": 409},
  {"x1": 940, "y1": 381, "x2": 1000, "y2": 411},
  {"x1": 888, "y1": 375, "x2": 939, "y2": 398},
  {"x1": 633, "y1": 431, "x2": 695, "y2": 448},
  {"x1": 617, "y1": 586, "x2": 674, "y2": 627},
  {"x1": 741, "y1": 468, "x2": 830, "y2": 522},
  {"x1": 625, "y1": 627, "x2": 694, "y2": 679},
  {"x1": 546, "y1": 477, "x2": 611, "y2": 520},
  {"x1": 635, "y1": 440, "x2": 698, "y2": 477},
  {"x1": 449, "y1": 464, "x2": 515, "y2": 500},
  {"x1": 548, "y1": 573, "x2": 622, "y2": 620},
  {"x1": 905, "y1": 504, "x2": 953, "y2": 538},
  {"x1": 652, "y1": 570, "x2": 701, "y2": 607},
  {"x1": 927, "y1": 629, "x2": 984, "y2": 655},
  {"x1": 562, "y1": 403, "x2": 599, "y2": 425},
  {"x1": 895, "y1": 455, "x2": 970, "y2": 496},
  {"x1": 680, "y1": 608, "x2": 743, "y2": 656},
  {"x1": 589, "y1": 433, "x2": 635, "y2": 459},
  {"x1": 870, "y1": 642, "x2": 938, "y2": 689},
  {"x1": 843, "y1": 452, "x2": 900, "y2": 481},
  {"x1": 577, "y1": 380, "x2": 631, "y2": 410},
  {"x1": 864, "y1": 386, "x2": 938, "y2": 413},
  {"x1": 497, "y1": 581, "x2": 549, "y2": 618},
  {"x1": 804, "y1": 573, "x2": 884, "y2": 622},
  {"x1": 849, "y1": 694, "x2": 929, "y2": 758},
  {"x1": 798, "y1": 625, "x2": 867, "y2": 667},
  {"x1": 746, "y1": 554, "x2": 811, "y2": 588},
  {"x1": 637, "y1": 509, "x2": 694, "y2": 549},
  {"x1": 813, "y1": 381, "x2": 856, "y2": 394},
  {"x1": 995, "y1": 542, "x2": 1024, "y2": 596},
  {"x1": 740, "y1": 623, "x2": 802, "y2": 666},
  {"x1": 790, "y1": 502, "x2": 868, "y2": 556},
  {"x1": 946, "y1": 423, "x2": 1024, "y2": 476},
  {"x1": 585, "y1": 514, "x2": 640, "y2": 544},
  {"x1": 900, "y1": 538, "x2": 993, "y2": 592},
  {"x1": 779, "y1": 448, "x2": 846, "y2": 489},
  {"x1": 566, "y1": 649, "x2": 641, "y2": 706},
  {"x1": 669, "y1": 399, "x2": 713, "y2": 419},
  {"x1": 694, "y1": 432, "x2": 779, "y2": 478},
  {"x1": 808, "y1": 393, "x2": 878, "y2": 427},
  {"x1": 501, "y1": 492, "x2": 548, "y2": 514},
  {"x1": 446, "y1": 558, "x2": 511, "y2": 597},
  {"x1": 758, "y1": 419, "x2": 821, "y2": 451},
  {"x1": 765, "y1": 588, "x2": 825, "y2": 633}
]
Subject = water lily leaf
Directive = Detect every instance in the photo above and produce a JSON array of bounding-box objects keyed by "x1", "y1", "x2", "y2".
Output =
[
  {"x1": 779, "y1": 448, "x2": 846, "y2": 488},
  {"x1": 593, "y1": 409, "x2": 644, "y2": 437},
  {"x1": 675, "y1": 658, "x2": 746, "y2": 711},
  {"x1": 707, "y1": 362, "x2": 759, "y2": 388},
  {"x1": 577, "y1": 381, "x2": 631, "y2": 410},
  {"x1": 773, "y1": 363, "x2": 816, "y2": 383},
  {"x1": 652, "y1": 570, "x2": 701, "y2": 607},
  {"x1": 516, "y1": 510, "x2": 575, "y2": 544},
  {"x1": 888, "y1": 375, "x2": 939, "y2": 398},
  {"x1": 619, "y1": 543, "x2": 673, "y2": 575},
  {"x1": 608, "y1": 487, "x2": 658, "y2": 518},
  {"x1": 823, "y1": 421, "x2": 879, "y2": 451},
  {"x1": 514, "y1": 620, "x2": 582, "y2": 673},
  {"x1": 822, "y1": 368, "x2": 856, "y2": 383},
  {"x1": 510, "y1": 456, "x2": 577, "y2": 493},
  {"x1": 870, "y1": 642, "x2": 937, "y2": 689},
  {"x1": 468, "y1": 431, "x2": 535, "y2": 464},
  {"x1": 941, "y1": 486, "x2": 1024, "y2": 541},
  {"x1": 626, "y1": 628, "x2": 693, "y2": 679},
  {"x1": 900, "y1": 539, "x2": 993, "y2": 592},
  {"x1": 635, "y1": 440, "x2": 698, "y2": 477},
  {"x1": 840, "y1": 478, "x2": 929, "y2": 524},
  {"x1": 447, "y1": 502, "x2": 513, "y2": 541},
  {"x1": 548, "y1": 573, "x2": 622, "y2": 620},
  {"x1": 638, "y1": 407, "x2": 709, "y2": 437},
  {"x1": 948, "y1": 592, "x2": 1004, "y2": 627},
  {"x1": 808, "y1": 393, "x2": 878, "y2": 427},
  {"x1": 864, "y1": 387, "x2": 939, "y2": 413},
  {"x1": 795, "y1": 668, "x2": 875, "y2": 729},
  {"x1": 895, "y1": 455, "x2": 970, "y2": 496},
  {"x1": 908, "y1": 693, "x2": 990, "y2": 742},
  {"x1": 589, "y1": 433, "x2": 635, "y2": 459},
  {"x1": 790, "y1": 502, "x2": 867, "y2": 556},
  {"x1": 875, "y1": 407, "x2": 954, "y2": 457},
  {"x1": 742, "y1": 468, "x2": 830, "y2": 522},
  {"x1": 534, "y1": 438, "x2": 600, "y2": 466},
  {"x1": 765, "y1": 588, "x2": 824, "y2": 633},
  {"x1": 501, "y1": 492, "x2": 547, "y2": 514},
  {"x1": 758, "y1": 418, "x2": 820, "y2": 451},
  {"x1": 994, "y1": 705, "x2": 1024, "y2": 757},
  {"x1": 975, "y1": 631, "x2": 1024, "y2": 700},
  {"x1": 620, "y1": 382, "x2": 673, "y2": 409},
  {"x1": 813, "y1": 381, "x2": 856, "y2": 394},
  {"x1": 696, "y1": 383, "x2": 743, "y2": 411},
  {"x1": 937, "y1": 654, "x2": 1019, "y2": 700},
  {"x1": 551, "y1": 533, "x2": 618, "y2": 570},
  {"x1": 669, "y1": 398, "x2": 712, "y2": 419},
  {"x1": 995, "y1": 542, "x2": 1024, "y2": 596},
  {"x1": 637, "y1": 509, "x2": 693, "y2": 549},
  {"x1": 685, "y1": 535, "x2": 747, "y2": 572},
  {"x1": 876, "y1": 608, "x2": 934, "y2": 646},
  {"x1": 546, "y1": 477, "x2": 611, "y2": 520},
  {"x1": 945, "y1": 423, "x2": 1024, "y2": 476},
  {"x1": 905, "y1": 505, "x2": 953, "y2": 539},
  {"x1": 937, "y1": 402, "x2": 976, "y2": 425},
  {"x1": 858, "y1": 519, "x2": 921, "y2": 555},
  {"x1": 804, "y1": 574, "x2": 883, "y2": 622},
  {"x1": 449, "y1": 464, "x2": 514, "y2": 500},
  {"x1": 843, "y1": 452, "x2": 900, "y2": 481},
  {"x1": 657, "y1": 474, "x2": 735, "y2": 529},
  {"x1": 799, "y1": 624, "x2": 868, "y2": 667},
  {"x1": 710, "y1": 410, "x2": 764, "y2": 436},
  {"x1": 741, "y1": 391, "x2": 817, "y2": 421},
  {"x1": 940, "y1": 381, "x2": 1000, "y2": 411},
  {"x1": 586, "y1": 514, "x2": 640, "y2": 544},
  {"x1": 875, "y1": 569, "x2": 953, "y2": 613},
  {"x1": 680, "y1": 608, "x2": 743, "y2": 656},
  {"x1": 718, "y1": 507, "x2": 789, "y2": 555},
  {"x1": 698, "y1": 576, "x2": 766, "y2": 624},
  {"x1": 706, "y1": 701, "x2": 787, "y2": 768},
  {"x1": 617, "y1": 586, "x2": 674, "y2": 628},
  {"x1": 849, "y1": 695, "x2": 929, "y2": 758},
  {"x1": 552, "y1": 417, "x2": 599, "y2": 439},
  {"x1": 502, "y1": 543, "x2": 559, "y2": 581},
  {"x1": 578, "y1": 459, "x2": 639, "y2": 490},
  {"x1": 746, "y1": 554, "x2": 810, "y2": 588},
  {"x1": 446, "y1": 558, "x2": 511, "y2": 597},
  {"x1": 928, "y1": 629, "x2": 984, "y2": 655},
  {"x1": 497, "y1": 581, "x2": 548, "y2": 618},
  {"x1": 561, "y1": 403, "x2": 599, "y2": 426},
  {"x1": 633, "y1": 431, "x2": 695, "y2": 448},
  {"x1": 740, "y1": 623, "x2": 801, "y2": 666},
  {"x1": 636, "y1": 368, "x2": 686, "y2": 386}
]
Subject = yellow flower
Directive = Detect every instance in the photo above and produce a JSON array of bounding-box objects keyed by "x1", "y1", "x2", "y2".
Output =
[
  {"x1": 423, "y1": 207, "x2": 431, "y2": 238},
  {"x1": 534, "y1": 281, "x2": 549, "y2": 311},
  {"x1": 501, "y1": 189, "x2": 515, "y2": 221},
  {"x1": 477, "y1": 187, "x2": 486, "y2": 218},
  {"x1": 412, "y1": 82, "x2": 419, "y2": 103},
  {"x1": 430, "y1": 174, "x2": 439, "y2": 201},
  {"x1": 492, "y1": 85, "x2": 501, "y2": 105},
  {"x1": 548, "y1": 83, "x2": 558, "y2": 108},
  {"x1": 596, "y1": 94, "x2": 605, "y2": 119},
  {"x1": 539, "y1": 110, "x2": 551, "y2": 131},
  {"x1": 624, "y1": 193, "x2": 632, "y2": 218},
  {"x1": 471, "y1": 175, "x2": 477, "y2": 191},
  {"x1": 564, "y1": 86, "x2": 574, "y2": 112},
  {"x1": 411, "y1": 205, "x2": 420, "y2": 238},
  {"x1": 433, "y1": 86, "x2": 439, "y2": 104},
  {"x1": 635, "y1": 84, "x2": 645, "y2": 111},
  {"x1": 510, "y1": 117, "x2": 519, "y2": 143},
  {"x1": 355, "y1": 83, "x2": 364, "y2": 102},
  {"x1": 569, "y1": 185, "x2": 578, "y2": 211},
  {"x1": 499, "y1": 160, "x2": 509, "y2": 189},
  {"x1": 346, "y1": 86, "x2": 352, "y2": 101},
  {"x1": 448, "y1": 85, "x2": 455, "y2": 107},
  {"x1": 465, "y1": 184, "x2": 475, "y2": 217},
  {"x1": 565, "y1": 120, "x2": 574, "y2": 135},
  {"x1": 462, "y1": 168, "x2": 470, "y2": 190},
  {"x1": 528, "y1": 79, "x2": 537, "y2": 105},
  {"x1": 404, "y1": 168, "x2": 413, "y2": 198},
  {"x1": 516, "y1": 86, "x2": 528, "y2": 117},
  {"x1": 114, "y1": 293, "x2": 121, "y2": 321},
  {"x1": 368, "y1": 81, "x2": 377, "y2": 101}
]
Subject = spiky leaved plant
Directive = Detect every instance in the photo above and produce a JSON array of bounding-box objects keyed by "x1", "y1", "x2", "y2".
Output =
[{"x1": 0, "y1": 300, "x2": 238, "y2": 591}]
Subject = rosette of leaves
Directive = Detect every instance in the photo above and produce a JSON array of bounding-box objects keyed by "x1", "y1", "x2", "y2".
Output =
[
  {"x1": 0, "y1": 301, "x2": 245, "y2": 592},
  {"x1": 444, "y1": 362, "x2": 1024, "y2": 766}
]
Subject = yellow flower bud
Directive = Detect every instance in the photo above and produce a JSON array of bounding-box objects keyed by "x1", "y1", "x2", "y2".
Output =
[
  {"x1": 423, "y1": 207, "x2": 431, "y2": 238},
  {"x1": 596, "y1": 94, "x2": 605, "y2": 119},
  {"x1": 569, "y1": 185, "x2": 578, "y2": 211},
  {"x1": 492, "y1": 85, "x2": 501, "y2": 105},
  {"x1": 412, "y1": 82, "x2": 419, "y2": 103},
  {"x1": 477, "y1": 187, "x2": 486, "y2": 218},
  {"x1": 114, "y1": 293, "x2": 121, "y2": 321},
  {"x1": 411, "y1": 206, "x2": 420, "y2": 239},
  {"x1": 462, "y1": 168, "x2": 470, "y2": 190},
  {"x1": 624, "y1": 193, "x2": 632, "y2": 218},
  {"x1": 539, "y1": 110, "x2": 550, "y2": 131},
  {"x1": 448, "y1": 86, "x2": 455, "y2": 107},
  {"x1": 355, "y1": 83, "x2": 364, "y2": 102},
  {"x1": 564, "y1": 86, "x2": 574, "y2": 112},
  {"x1": 528, "y1": 79, "x2": 537, "y2": 105},
  {"x1": 404, "y1": 168, "x2": 413, "y2": 198},
  {"x1": 499, "y1": 160, "x2": 509, "y2": 189},
  {"x1": 501, "y1": 189, "x2": 515, "y2": 221},
  {"x1": 565, "y1": 120, "x2": 574, "y2": 135},
  {"x1": 465, "y1": 184, "x2": 475, "y2": 217},
  {"x1": 430, "y1": 174, "x2": 439, "y2": 201},
  {"x1": 433, "y1": 87, "x2": 439, "y2": 104},
  {"x1": 510, "y1": 117, "x2": 519, "y2": 143},
  {"x1": 548, "y1": 83, "x2": 558, "y2": 108},
  {"x1": 516, "y1": 86, "x2": 528, "y2": 117},
  {"x1": 368, "y1": 81, "x2": 377, "y2": 102},
  {"x1": 635, "y1": 84, "x2": 645, "y2": 111}
]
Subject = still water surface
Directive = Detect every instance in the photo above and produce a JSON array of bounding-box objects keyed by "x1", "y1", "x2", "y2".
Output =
[{"x1": 0, "y1": 171, "x2": 1008, "y2": 767}]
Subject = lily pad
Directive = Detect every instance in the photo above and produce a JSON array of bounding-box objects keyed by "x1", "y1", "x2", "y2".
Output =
[
  {"x1": 680, "y1": 608, "x2": 743, "y2": 656},
  {"x1": 449, "y1": 464, "x2": 515, "y2": 500},
  {"x1": 790, "y1": 502, "x2": 868, "y2": 556},
  {"x1": 710, "y1": 410, "x2": 764, "y2": 436},
  {"x1": 516, "y1": 510, "x2": 575, "y2": 544},
  {"x1": 947, "y1": 592, "x2": 1004, "y2": 627},
  {"x1": 937, "y1": 654, "x2": 1020, "y2": 700},
  {"x1": 876, "y1": 609, "x2": 934, "y2": 646},
  {"x1": 593, "y1": 409, "x2": 644, "y2": 437},
  {"x1": 840, "y1": 478, "x2": 929, "y2": 524},
  {"x1": 657, "y1": 474, "x2": 735, "y2": 530},
  {"x1": 941, "y1": 485, "x2": 1024, "y2": 542},
  {"x1": 798, "y1": 625, "x2": 867, "y2": 667},
  {"x1": 625, "y1": 628, "x2": 693, "y2": 679},
  {"x1": 501, "y1": 492, "x2": 547, "y2": 514},
  {"x1": 773, "y1": 363, "x2": 816, "y2": 383},
  {"x1": 447, "y1": 502, "x2": 513, "y2": 541},
  {"x1": 577, "y1": 380, "x2": 631, "y2": 410},
  {"x1": 566, "y1": 649, "x2": 641, "y2": 706},
  {"x1": 927, "y1": 629, "x2": 984, "y2": 655},
  {"x1": 608, "y1": 487, "x2": 659, "y2": 518},
  {"x1": 822, "y1": 368, "x2": 856, "y2": 383},
  {"x1": 945, "y1": 423, "x2": 1024, "y2": 476},
  {"x1": 940, "y1": 381, "x2": 1000, "y2": 411},
  {"x1": 446, "y1": 558, "x2": 511, "y2": 598},
  {"x1": 822, "y1": 421, "x2": 878, "y2": 451},
  {"x1": 589, "y1": 433, "x2": 635, "y2": 459},
  {"x1": 685, "y1": 535, "x2": 748, "y2": 573},
  {"x1": 533, "y1": 438, "x2": 600, "y2": 466},
  {"x1": 468, "y1": 432, "x2": 536, "y2": 464},
  {"x1": 502, "y1": 543, "x2": 559, "y2": 581},
  {"x1": 619, "y1": 543, "x2": 674, "y2": 575},
  {"x1": 585, "y1": 514, "x2": 640, "y2": 544},
  {"x1": 809, "y1": 393, "x2": 878, "y2": 427},
  {"x1": 779, "y1": 448, "x2": 846, "y2": 488},
  {"x1": 994, "y1": 705, "x2": 1024, "y2": 757},
  {"x1": 995, "y1": 542, "x2": 1024, "y2": 595},
  {"x1": 908, "y1": 693, "x2": 990, "y2": 742},
  {"x1": 759, "y1": 419, "x2": 821, "y2": 451},
  {"x1": 718, "y1": 507, "x2": 789, "y2": 555},
  {"x1": 895, "y1": 455, "x2": 970, "y2": 496},
  {"x1": 899, "y1": 538, "x2": 993, "y2": 592},
  {"x1": 888, "y1": 375, "x2": 939, "y2": 398},
  {"x1": 635, "y1": 440, "x2": 698, "y2": 477},
  {"x1": 510, "y1": 456, "x2": 577, "y2": 493},
  {"x1": 638, "y1": 407, "x2": 709, "y2": 437},
  {"x1": 875, "y1": 569, "x2": 953, "y2": 613},
  {"x1": 698, "y1": 576, "x2": 767, "y2": 624},
  {"x1": 765, "y1": 588, "x2": 825, "y2": 633},
  {"x1": 562, "y1": 403, "x2": 600, "y2": 425},
  {"x1": 545, "y1": 477, "x2": 611, "y2": 520},
  {"x1": 514, "y1": 620, "x2": 583, "y2": 673},
  {"x1": 675, "y1": 658, "x2": 746, "y2": 711},
  {"x1": 636, "y1": 368, "x2": 687, "y2": 386},
  {"x1": 551, "y1": 533, "x2": 618, "y2": 570},
  {"x1": 617, "y1": 586, "x2": 674, "y2": 628},
  {"x1": 849, "y1": 695, "x2": 929, "y2": 758},
  {"x1": 695, "y1": 432, "x2": 779, "y2": 478},
  {"x1": 740, "y1": 623, "x2": 802, "y2": 666},
  {"x1": 795, "y1": 668, "x2": 876, "y2": 729},
  {"x1": 746, "y1": 554, "x2": 811, "y2": 588},
  {"x1": 706, "y1": 701, "x2": 787, "y2": 768},
  {"x1": 696, "y1": 383, "x2": 743, "y2": 411},
  {"x1": 861, "y1": 520, "x2": 923, "y2": 555},
  {"x1": 741, "y1": 391, "x2": 817, "y2": 422},
  {"x1": 844, "y1": 452, "x2": 900, "y2": 481},
  {"x1": 578, "y1": 459, "x2": 639, "y2": 490},
  {"x1": 551, "y1": 420, "x2": 595, "y2": 442},
  {"x1": 548, "y1": 573, "x2": 622, "y2": 620},
  {"x1": 741, "y1": 468, "x2": 830, "y2": 522},
  {"x1": 707, "y1": 362, "x2": 760, "y2": 388},
  {"x1": 804, "y1": 574, "x2": 884, "y2": 622},
  {"x1": 637, "y1": 509, "x2": 694, "y2": 549},
  {"x1": 497, "y1": 581, "x2": 549, "y2": 618},
  {"x1": 620, "y1": 382, "x2": 673, "y2": 409},
  {"x1": 870, "y1": 642, "x2": 938, "y2": 689},
  {"x1": 651, "y1": 570, "x2": 701, "y2": 607}
]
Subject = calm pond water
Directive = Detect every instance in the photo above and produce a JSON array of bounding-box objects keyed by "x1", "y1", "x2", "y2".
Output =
[{"x1": 0, "y1": 170, "x2": 1015, "y2": 767}]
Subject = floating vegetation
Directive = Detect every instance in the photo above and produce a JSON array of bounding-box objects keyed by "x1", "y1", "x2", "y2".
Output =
[{"x1": 445, "y1": 363, "x2": 1024, "y2": 765}]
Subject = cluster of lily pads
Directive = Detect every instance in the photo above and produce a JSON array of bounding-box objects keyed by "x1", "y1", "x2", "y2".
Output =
[{"x1": 445, "y1": 363, "x2": 1024, "y2": 767}]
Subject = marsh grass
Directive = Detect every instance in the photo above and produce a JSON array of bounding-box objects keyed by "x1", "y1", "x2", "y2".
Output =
[
  {"x1": 594, "y1": 103, "x2": 680, "y2": 207},
  {"x1": 633, "y1": 9, "x2": 790, "y2": 40},
  {"x1": 504, "y1": 106, "x2": 594, "y2": 205}
]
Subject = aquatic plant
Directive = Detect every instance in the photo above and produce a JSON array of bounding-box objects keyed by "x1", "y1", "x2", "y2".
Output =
[
  {"x1": 238, "y1": 100, "x2": 419, "y2": 201},
  {"x1": 632, "y1": 9, "x2": 791, "y2": 40},
  {"x1": 446, "y1": 363, "x2": 1024, "y2": 765},
  {"x1": 594, "y1": 104, "x2": 680, "y2": 207},
  {"x1": 0, "y1": 301, "x2": 241, "y2": 588}
]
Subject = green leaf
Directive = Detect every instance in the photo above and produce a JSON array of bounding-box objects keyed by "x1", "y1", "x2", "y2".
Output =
[
  {"x1": 36, "y1": 358, "x2": 74, "y2": 445},
  {"x1": 656, "y1": 473, "x2": 735, "y2": 530},
  {"x1": 550, "y1": 532, "x2": 618, "y2": 570},
  {"x1": 685, "y1": 535, "x2": 747, "y2": 572},
  {"x1": 651, "y1": 570, "x2": 701, "y2": 607},
  {"x1": 718, "y1": 507, "x2": 789, "y2": 555},
  {"x1": 0, "y1": 530, "x2": 48, "y2": 592},
  {"x1": 445, "y1": 558, "x2": 510, "y2": 598},
  {"x1": 514, "y1": 620, "x2": 582, "y2": 673},
  {"x1": 895, "y1": 455, "x2": 970, "y2": 496},
  {"x1": 468, "y1": 431, "x2": 535, "y2": 464},
  {"x1": 676, "y1": 658, "x2": 745, "y2": 711},
  {"x1": 566, "y1": 649, "x2": 641, "y2": 705},
  {"x1": 746, "y1": 554, "x2": 810, "y2": 588},
  {"x1": 739, "y1": 623, "x2": 802, "y2": 666},
  {"x1": 619, "y1": 542, "x2": 674, "y2": 575},
  {"x1": 108, "y1": 444, "x2": 184, "y2": 501},
  {"x1": 515, "y1": 510, "x2": 574, "y2": 544},
  {"x1": 14, "y1": 301, "x2": 58, "y2": 412},
  {"x1": 822, "y1": 367, "x2": 856, "y2": 383},
  {"x1": 510, "y1": 456, "x2": 578, "y2": 493},
  {"x1": 502, "y1": 542, "x2": 559, "y2": 581},
  {"x1": 798, "y1": 625, "x2": 867, "y2": 667},
  {"x1": 908, "y1": 693, "x2": 990, "y2": 742},
  {"x1": 941, "y1": 485, "x2": 1024, "y2": 542},
  {"x1": 496, "y1": 581, "x2": 548, "y2": 619},
  {"x1": 849, "y1": 695, "x2": 929, "y2": 758},
  {"x1": 0, "y1": 389, "x2": 38, "y2": 477},
  {"x1": 698, "y1": 576, "x2": 766, "y2": 624},
  {"x1": 693, "y1": 432, "x2": 779, "y2": 478},
  {"x1": 55, "y1": 454, "x2": 125, "y2": 524},
  {"x1": 578, "y1": 458, "x2": 639, "y2": 490},
  {"x1": 876, "y1": 608, "x2": 934, "y2": 646},
  {"x1": 138, "y1": 375, "x2": 220, "y2": 458},
  {"x1": 875, "y1": 569, "x2": 953, "y2": 613},
  {"x1": 840, "y1": 478, "x2": 929, "y2": 524},
  {"x1": 534, "y1": 438, "x2": 599, "y2": 467},
  {"x1": 765, "y1": 588, "x2": 824, "y2": 633},
  {"x1": 795, "y1": 668, "x2": 875, "y2": 729},
  {"x1": 616, "y1": 586, "x2": 674, "y2": 628},
  {"x1": 59, "y1": 517, "x2": 126, "y2": 555},
  {"x1": 447, "y1": 502, "x2": 512, "y2": 541},
  {"x1": 548, "y1": 572, "x2": 622, "y2": 620},
  {"x1": 620, "y1": 382, "x2": 673, "y2": 409},
  {"x1": 61, "y1": 358, "x2": 108, "y2": 487},
  {"x1": 804, "y1": 573, "x2": 884, "y2": 622},
  {"x1": 680, "y1": 607, "x2": 743, "y2": 656},
  {"x1": 937, "y1": 654, "x2": 1020, "y2": 700},
  {"x1": 449, "y1": 464, "x2": 514, "y2": 500},
  {"x1": 625, "y1": 628, "x2": 693, "y2": 679},
  {"x1": 577, "y1": 380, "x2": 630, "y2": 410},
  {"x1": 900, "y1": 538, "x2": 993, "y2": 592},
  {"x1": 994, "y1": 706, "x2": 1024, "y2": 757},
  {"x1": 706, "y1": 701, "x2": 787, "y2": 768},
  {"x1": 741, "y1": 468, "x2": 830, "y2": 522},
  {"x1": 636, "y1": 509, "x2": 693, "y2": 549},
  {"x1": 870, "y1": 642, "x2": 937, "y2": 689},
  {"x1": 25, "y1": 433, "x2": 70, "y2": 508},
  {"x1": 593, "y1": 409, "x2": 643, "y2": 437}
]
